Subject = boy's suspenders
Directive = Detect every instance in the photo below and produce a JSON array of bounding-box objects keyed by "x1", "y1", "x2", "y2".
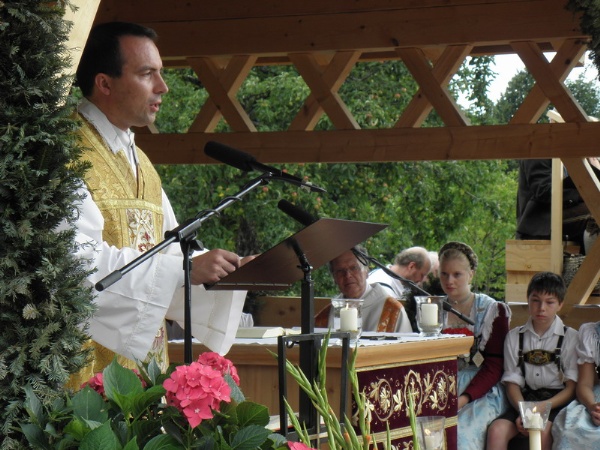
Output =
[{"x1": 517, "y1": 326, "x2": 566, "y2": 382}]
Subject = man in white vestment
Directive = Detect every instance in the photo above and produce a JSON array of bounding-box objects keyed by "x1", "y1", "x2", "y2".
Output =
[
  {"x1": 323, "y1": 246, "x2": 412, "y2": 333},
  {"x1": 65, "y1": 22, "x2": 248, "y2": 387}
]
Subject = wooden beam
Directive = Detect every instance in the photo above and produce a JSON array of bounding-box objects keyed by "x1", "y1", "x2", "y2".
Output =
[
  {"x1": 96, "y1": 0, "x2": 548, "y2": 24},
  {"x1": 101, "y1": 0, "x2": 583, "y2": 59},
  {"x1": 138, "y1": 122, "x2": 600, "y2": 165},
  {"x1": 512, "y1": 41, "x2": 589, "y2": 123},
  {"x1": 395, "y1": 47, "x2": 469, "y2": 127},
  {"x1": 64, "y1": 0, "x2": 101, "y2": 84},
  {"x1": 289, "y1": 53, "x2": 360, "y2": 130},
  {"x1": 396, "y1": 45, "x2": 472, "y2": 127},
  {"x1": 187, "y1": 55, "x2": 257, "y2": 132},
  {"x1": 289, "y1": 51, "x2": 361, "y2": 131},
  {"x1": 510, "y1": 39, "x2": 587, "y2": 124},
  {"x1": 188, "y1": 57, "x2": 257, "y2": 132}
]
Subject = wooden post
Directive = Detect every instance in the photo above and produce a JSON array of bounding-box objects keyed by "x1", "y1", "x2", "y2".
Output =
[{"x1": 63, "y1": 0, "x2": 101, "y2": 89}]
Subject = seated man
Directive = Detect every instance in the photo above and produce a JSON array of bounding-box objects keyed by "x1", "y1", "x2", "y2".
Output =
[
  {"x1": 367, "y1": 247, "x2": 433, "y2": 332},
  {"x1": 316, "y1": 246, "x2": 412, "y2": 333},
  {"x1": 366, "y1": 246, "x2": 432, "y2": 298}
]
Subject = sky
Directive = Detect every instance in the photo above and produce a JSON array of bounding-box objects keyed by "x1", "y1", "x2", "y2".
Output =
[{"x1": 486, "y1": 53, "x2": 600, "y2": 102}]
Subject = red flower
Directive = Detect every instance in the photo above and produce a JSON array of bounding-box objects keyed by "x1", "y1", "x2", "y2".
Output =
[
  {"x1": 81, "y1": 372, "x2": 104, "y2": 395},
  {"x1": 197, "y1": 351, "x2": 240, "y2": 385},
  {"x1": 288, "y1": 442, "x2": 317, "y2": 450},
  {"x1": 163, "y1": 357, "x2": 233, "y2": 428},
  {"x1": 442, "y1": 327, "x2": 474, "y2": 336}
]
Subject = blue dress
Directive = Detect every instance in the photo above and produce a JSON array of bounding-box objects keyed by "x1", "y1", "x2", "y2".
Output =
[
  {"x1": 445, "y1": 294, "x2": 511, "y2": 450},
  {"x1": 552, "y1": 322, "x2": 600, "y2": 449}
]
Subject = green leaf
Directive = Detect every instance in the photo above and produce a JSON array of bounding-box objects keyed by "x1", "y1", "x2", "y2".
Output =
[
  {"x1": 144, "y1": 434, "x2": 185, "y2": 450},
  {"x1": 230, "y1": 424, "x2": 271, "y2": 449},
  {"x1": 146, "y1": 358, "x2": 163, "y2": 385},
  {"x1": 79, "y1": 421, "x2": 122, "y2": 450},
  {"x1": 132, "y1": 384, "x2": 167, "y2": 416},
  {"x1": 63, "y1": 417, "x2": 93, "y2": 440},
  {"x1": 23, "y1": 385, "x2": 45, "y2": 422},
  {"x1": 235, "y1": 401, "x2": 270, "y2": 427},
  {"x1": 72, "y1": 386, "x2": 109, "y2": 423},
  {"x1": 226, "y1": 374, "x2": 245, "y2": 404},
  {"x1": 123, "y1": 437, "x2": 141, "y2": 450},
  {"x1": 103, "y1": 360, "x2": 144, "y2": 414},
  {"x1": 18, "y1": 423, "x2": 50, "y2": 450}
]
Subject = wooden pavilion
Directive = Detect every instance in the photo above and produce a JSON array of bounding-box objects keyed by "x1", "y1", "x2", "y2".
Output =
[{"x1": 65, "y1": 0, "x2": 600, "y2": 323}]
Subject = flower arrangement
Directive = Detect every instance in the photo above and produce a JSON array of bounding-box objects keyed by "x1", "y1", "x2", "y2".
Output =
[
  {"x1": 19, "y1": 352, "x2": 299, "y2": 449},
  {"x1": 441, "y1": 327, "x2": 474, "y2": 337}
]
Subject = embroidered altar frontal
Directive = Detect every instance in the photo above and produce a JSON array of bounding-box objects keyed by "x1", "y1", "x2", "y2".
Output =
[{"x1": 355, "y1": 357, "x2": 458, "y2": 449}]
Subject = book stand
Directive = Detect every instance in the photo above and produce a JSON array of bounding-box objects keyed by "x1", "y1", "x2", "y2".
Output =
[{"x1": 210, "y1": 218, "x2": 386, "y2": 443}]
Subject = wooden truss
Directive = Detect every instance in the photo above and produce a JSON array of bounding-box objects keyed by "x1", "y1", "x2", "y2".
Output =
[{"x1": 69, "y1": 0, "x2": 600, "y2": 316}]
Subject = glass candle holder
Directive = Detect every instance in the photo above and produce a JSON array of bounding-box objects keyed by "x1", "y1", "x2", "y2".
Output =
[
  {"x1": 415, "y1": 296, "x2": 444, "y2": 337},
  {"x1": 415, "y1": 415, "x2": 445, "y2": 450},
  {"x1": 519, "y1": 401, "x2": 552, "y2": 450},
  {"x1": 331, "y1": 298, "x2": 363, "y2": 342}
]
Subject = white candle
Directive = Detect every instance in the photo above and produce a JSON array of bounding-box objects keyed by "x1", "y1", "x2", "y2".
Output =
[
  {"x1": 340, "y1": 306, "x2": 358, "y2": 331},
  {"x1": 530, "y1": 412, "x2": 543, "y2": 429},
  {"x1": 529, "y1": 429, "x2": 541, "y2": 450},
  {"x1": 424, "y1": 433, "x2": 436, "y2": 449},
  {"x1": 423, "y1": 428, "x2": 441, "y2": 449},
  {"x1": 420, "y1": 303, "x2": 438, "y2": 326}
]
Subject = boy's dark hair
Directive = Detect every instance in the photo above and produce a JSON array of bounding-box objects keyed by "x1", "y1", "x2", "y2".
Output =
[
  {"x1": 527, "y1": 271, "x2": 566, "y2": 302},
  {"x1": 76, "y1": 22, "x2": 158, "y2": 97}
]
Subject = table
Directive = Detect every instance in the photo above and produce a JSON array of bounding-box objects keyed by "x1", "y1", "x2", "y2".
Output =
[{"x1": 169, "y1": 333, "x2": 473, "y2": 449}]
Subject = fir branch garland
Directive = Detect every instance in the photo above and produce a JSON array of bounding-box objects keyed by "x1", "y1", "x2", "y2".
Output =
[
  {"x1": 0, "y1": 1, "x2": 94, "y2": 448},
  {"x1": 567, "y1": 0, "x2": 600, "y2": 80}
]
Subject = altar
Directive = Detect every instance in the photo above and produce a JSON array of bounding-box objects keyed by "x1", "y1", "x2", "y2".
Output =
[{"x1": 169, "y1": 332, "x2": 473, "y2": 449}]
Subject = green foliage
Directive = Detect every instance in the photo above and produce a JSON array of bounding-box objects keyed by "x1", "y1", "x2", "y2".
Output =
[
  {"x1": 19, "y1": 359, "x2": 288, "y2": 450},
  {"x1": 566, "y1": 73, "x2": 600, "y2": 117},
  {"x1": 0, "y1": 1, "x2": 94, "y2": 447},
  {"x1": 155, "y1": 62, "x2": 517, "y2": 301},
  {"x1": 568, "y1": 0, "x2": 600, "y2": 81}
]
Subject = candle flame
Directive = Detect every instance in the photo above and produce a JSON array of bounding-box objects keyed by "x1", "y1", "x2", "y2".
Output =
[
  {"x1": 532, "y1": 406, "x2": 537, "y2": 414},
  {"x1": 424, "y1": 428, "x2": 431, "y2": 436}
]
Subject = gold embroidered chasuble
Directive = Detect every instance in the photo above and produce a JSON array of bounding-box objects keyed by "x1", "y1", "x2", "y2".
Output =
[{"x1": 68, "y1": 118, "x2": 169, "y2": 389}]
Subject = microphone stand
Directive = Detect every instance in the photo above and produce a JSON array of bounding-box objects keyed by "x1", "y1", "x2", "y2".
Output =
[
  {"x1": 352, "y1": 249, "x2": 475, "y2": 326},
  {"x1": 95, "y1": 172, "x2": 273, "y2": 364}
]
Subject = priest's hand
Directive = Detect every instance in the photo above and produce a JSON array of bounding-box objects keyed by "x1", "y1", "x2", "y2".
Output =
[{"x1": 190, "y1": 249, "x2": 241, "y2": 284}]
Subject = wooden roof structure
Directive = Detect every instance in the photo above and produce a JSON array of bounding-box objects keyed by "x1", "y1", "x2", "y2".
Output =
[{"x1": 67, "y1": 0, "x2": 600, "y2": 318}]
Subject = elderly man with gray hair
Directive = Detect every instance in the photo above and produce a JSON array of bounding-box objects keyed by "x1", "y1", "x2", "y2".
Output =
[{"x1": 367, "y1": 246, "x2": 432, "y2": 298}]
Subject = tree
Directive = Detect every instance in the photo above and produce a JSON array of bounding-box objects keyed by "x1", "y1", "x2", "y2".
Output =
[
  {"x1": 155, "y1": 59, "x2": 517, "y2": 301},
  {"x1": 0, "y1": 2, "x2": 93, "y2": 447}
]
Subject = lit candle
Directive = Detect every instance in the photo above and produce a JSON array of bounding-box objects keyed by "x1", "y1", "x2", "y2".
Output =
[
  {"x1": 526, "y1": 408, "x2": 542, "y2": 450},
  {"x1": 529, "y1": 428, "x2": 541, "y2": 450},
  {"x1": 423, "y1": 428, "x2": 436, "y2": 449},
  {"x1": 340, "y1": 305, "x2": 358, "y2": 331},
  {"x1": 420, "y1": 302, "x2": 438, "y2": 326},
  {"x1": 529, "y1": 412, "x2": 543, "y2": 429}
]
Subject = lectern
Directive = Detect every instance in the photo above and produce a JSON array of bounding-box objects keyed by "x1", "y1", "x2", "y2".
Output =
[{"x1": 209, "y1": 218, "x2": 386, "y2": 439}]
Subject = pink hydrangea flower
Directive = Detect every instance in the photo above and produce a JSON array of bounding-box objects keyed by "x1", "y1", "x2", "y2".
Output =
[
  {"x1": 288, "y1": 442, "x2": 317, "y2": 450},
  {"x1": 197, "y1": 351, "x2": 240, "y2": 385},
  {"x1": 163, "y1": 358, "x2": 233, "y2": 428},
  {"x1": 81, "y1": 372, "x2": 104, "y2": 395}
]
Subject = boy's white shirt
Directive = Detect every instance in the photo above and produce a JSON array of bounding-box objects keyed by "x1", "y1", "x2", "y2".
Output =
[{"x1": 501, "y1": 316, "x2": 578, "y2": 390}]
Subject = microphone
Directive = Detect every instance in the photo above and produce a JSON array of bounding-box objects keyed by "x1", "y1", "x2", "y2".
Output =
[
  {"x1": 441, "y1": 300, "x2": 475, "y2": 325},
  {"x1": 277, "y1": 199, "x2": 318, "y2": 226},
  {"x1": 204, "y1": 141, "x2": 326, "y2": 193}
]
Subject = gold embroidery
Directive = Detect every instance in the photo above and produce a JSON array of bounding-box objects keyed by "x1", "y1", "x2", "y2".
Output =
[{"x1": 68, "y1": 117, "x2": 169, "y2": 388}]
